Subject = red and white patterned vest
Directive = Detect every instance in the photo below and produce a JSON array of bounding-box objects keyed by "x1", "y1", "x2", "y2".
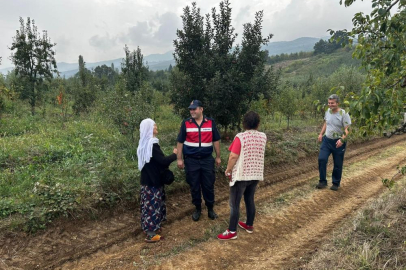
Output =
[{"x1": 230, "y1": 130, "x2": 267, "y2": 186}]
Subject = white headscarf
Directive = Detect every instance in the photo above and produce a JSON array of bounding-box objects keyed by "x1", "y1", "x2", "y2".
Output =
[{"x1": 137, "y1": 118, "x2": 159, "y2": 171}]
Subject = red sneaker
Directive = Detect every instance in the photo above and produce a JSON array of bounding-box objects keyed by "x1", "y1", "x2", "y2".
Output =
[
  {"x1": 238, "y1": 221, "x2": 253, "y2": 233},
  {"x1": 217, "y1": 229, "x2": 237, "y2": 240}
]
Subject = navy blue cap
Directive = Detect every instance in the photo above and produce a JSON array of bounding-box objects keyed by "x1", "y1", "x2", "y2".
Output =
[{"x1": 188, "y1": 100, "x2": 203, "y2": 109}]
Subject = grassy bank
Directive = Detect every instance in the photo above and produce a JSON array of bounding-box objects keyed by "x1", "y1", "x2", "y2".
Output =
[{"x1": 304, "y1": 171, "x2": 406, "y2": 269}]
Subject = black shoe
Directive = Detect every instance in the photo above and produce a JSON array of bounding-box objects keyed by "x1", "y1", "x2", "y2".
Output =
[
  {"x1": 208, "y1": 209, "x2": 218, "y2": 220},
  {"x1": 192, "y1": 208, "x2": 201, "y2": 221},
  {"x1": 316, "y1": 182, "x2": 327, "y2": 189},
  {"x1": 330, "y1": 184, "x2": 339, "y2": 191}
]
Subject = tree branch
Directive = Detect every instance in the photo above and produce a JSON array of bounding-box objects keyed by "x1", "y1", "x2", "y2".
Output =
[{"x1": 385, "y1": 0, "x2": 400, "y2": 14}]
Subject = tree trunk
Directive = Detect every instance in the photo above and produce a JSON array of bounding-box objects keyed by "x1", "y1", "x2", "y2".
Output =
[{"x1": 30, "y1": 82, "x2": 36, "y2": 116}]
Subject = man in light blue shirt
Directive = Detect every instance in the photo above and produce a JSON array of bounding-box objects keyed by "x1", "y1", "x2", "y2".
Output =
[{"x1": 316, "y1": 94, "x2": 351, "y2": 191}]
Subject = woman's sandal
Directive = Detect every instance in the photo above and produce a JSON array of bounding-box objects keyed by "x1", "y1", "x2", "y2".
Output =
[{"x1": 144, "y1": 234, "x2": 162, "y2": 243}]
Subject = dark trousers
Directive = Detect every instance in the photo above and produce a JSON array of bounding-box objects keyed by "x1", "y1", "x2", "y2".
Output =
[
  {"x1": 228, "y1": 180, "x2": 259, "y2": 232},
  {"x1": 184, "y1": 156, "x2": 215, "y2": 208},
  {"x1": 318, "y1": 136, "x2": 347, "y2": 186}
]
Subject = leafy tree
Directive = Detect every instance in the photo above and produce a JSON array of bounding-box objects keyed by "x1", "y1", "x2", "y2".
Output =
[
  {"x1": 172, "y1": 2, "x2": 212, "y2": 117},
  {"x1": 72, "y1": 55, "x2": 96, "y2": 114},
  {"x1": 149, "y1": 70, "x2": 170, "y2": 92},
  {"x1": 332, "y1": 0, "x2": 406, "y2": 135},
  {"x1": 172, "y1": 1, "x2": 279, "y2": 130},
  {"x1": 9, "y1": 17, "x2": 58, "y2": 115},
  {"x1": 121, "y1": 45, "x2": 149, "y2": 93},
  {"x1": 78, "y1": 55, "x2": 88, "y2": 86},
  {"x1": 277, "y1": 85, "x2": 298, "y2": 129},
  {"x1": 93, "y1": 64, "x2": 118, "y2": 87},
  {"x1": 103, "y1": 80, "x2": 154, "y2": 138}
]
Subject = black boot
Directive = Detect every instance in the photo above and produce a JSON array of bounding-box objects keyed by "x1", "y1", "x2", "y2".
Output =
[
  {"x1": 208, "y1": 207, "x2": 218, "y2": 220},
  {"x1": 192, "y1": 206, "x2": 201, "y2": 221}
]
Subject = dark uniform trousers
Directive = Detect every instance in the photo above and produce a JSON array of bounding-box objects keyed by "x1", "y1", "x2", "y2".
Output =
[{"x1": 184, "y1": 155, "x2": 215, "y2": 208}]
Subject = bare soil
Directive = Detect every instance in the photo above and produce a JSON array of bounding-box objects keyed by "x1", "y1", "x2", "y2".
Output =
[{"x1": 1, "y1": 134, "x2": 406, "y2": 270}]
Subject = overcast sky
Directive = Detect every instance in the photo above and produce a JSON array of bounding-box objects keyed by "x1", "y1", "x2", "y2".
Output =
[{"x1": 0, "y1": 0, "x2": 372, "y2": 68}]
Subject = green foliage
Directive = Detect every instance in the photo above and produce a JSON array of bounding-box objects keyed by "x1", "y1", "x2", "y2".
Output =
[
  {"x1": 149, "y1": 70, "x2": 171, "y2": 92},
  {"x1": 93, "y1": 63, "x2": 118, "y2": 89},
  {"x1": 121, "y1": 45, "x2": 149, "y2": 93},
  {"x1": 313, "y1": 31, "x2": 349, "y2": 54},
  {"x1": 9, "y1": 17, "x2": 58, "y2": 115},
  {"x1": 71, "y1": 56, "x2": 97, "y2": 115},
  {"x1": 382, "y1": 164, "x2": 406, "y2": 189},
  {"x1": 333, "y1": 0, "x2": 406, "y2": 135},
  {"x1": 101, "y1": 79, "x2": 154, "y2": 138},
  {"x1": 172, "y1": 0, "x2": 279, "y2": 129},
  {"x1": 72, "y1": 78, "x2": 97, "y2": 115},
  {"x1": 276, "y1": 84, "x2": 298, "y2": 128}
]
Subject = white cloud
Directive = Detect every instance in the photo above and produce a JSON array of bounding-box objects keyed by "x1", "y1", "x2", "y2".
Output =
[
  {"x1": 0, "y1": 0, "x2": 373, "y2": 68},
  {"x1": 89, "y1": 33, "x2": 117, "y2": 51}
]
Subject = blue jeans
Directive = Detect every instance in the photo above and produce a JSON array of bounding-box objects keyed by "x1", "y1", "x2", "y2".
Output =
[
  {"x1": 318, "y1": 136, "x2": 347, "y2": 186},
  {"x1": 228, "y1": 180, "x2": 259, "y2": 232}
]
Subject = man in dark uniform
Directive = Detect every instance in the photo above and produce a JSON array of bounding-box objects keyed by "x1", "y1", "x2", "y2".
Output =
[{"x1": 177, "y1": 100, "x2": 221, "y2": 221}]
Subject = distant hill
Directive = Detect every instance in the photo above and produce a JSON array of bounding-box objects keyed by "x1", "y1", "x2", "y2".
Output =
[
  {"x1": 263, "y1": 37, "x2": 328, "y2": 56},
  {"x1": 0, "y1": 37, "x2": 327, "y2": 77}
]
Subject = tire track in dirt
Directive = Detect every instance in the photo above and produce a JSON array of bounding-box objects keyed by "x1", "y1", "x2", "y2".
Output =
[
  {"x1": 149, "y1": 141, "x2": 406, "y2": 270},
  {"x1": 0, "y1": 134, "x2": 405, "y2": 270}
]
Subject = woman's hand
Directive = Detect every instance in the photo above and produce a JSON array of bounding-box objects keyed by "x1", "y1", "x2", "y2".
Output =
[
  {"x1": 173, "y1": 148, "x2": 178, "y2": 155},
  {"x1": 225, "y1": 169, "x2": 232, "y2": 181}
]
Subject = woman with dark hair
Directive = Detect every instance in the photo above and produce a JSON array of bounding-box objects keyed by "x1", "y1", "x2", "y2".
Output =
[
  {"x1": 137, "y1": 118, "x2": 177, "y2": 243},
  {"x1": 217, "y1": 111, "x2": 267, "y2": 240}
]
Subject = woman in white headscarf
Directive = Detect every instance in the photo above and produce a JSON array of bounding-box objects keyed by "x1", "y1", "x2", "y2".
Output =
[{"x1": 137, "y1": 118, "x2": 177, "y2": 243}]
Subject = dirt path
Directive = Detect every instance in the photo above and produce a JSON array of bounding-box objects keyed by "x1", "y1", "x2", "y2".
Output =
[{"x1": 1, "y1": 134, "x2": 405, "y2": 270}]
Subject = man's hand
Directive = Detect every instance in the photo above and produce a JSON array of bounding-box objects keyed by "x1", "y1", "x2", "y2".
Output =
[
  {"x1": 318, "y1": 134, "x2": 323, "y2": 142},
  {"x1": 177, "y1": 159, "x2": 184, "y2": 169},
  {"x1": 215, "y1": 157, "x2": 221, "y2": 167}
]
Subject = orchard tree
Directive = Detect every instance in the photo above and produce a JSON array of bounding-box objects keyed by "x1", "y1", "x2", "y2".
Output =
[
  {"x1": 78, "y1": 55, "x2": 89, "y2": 86},
  {"x1": 93, "y1": 64, "x2": 118, "y2": 87},
  {"x1": 237, "y1": 10, "x2": 278, "y2": 114},
  {"x1": 72, "y1": 55, "x2": 96, "y2": 114},
  {"x1": 172, "y1": 2, "x2": 212, "y2": 117},
  {"x1": 277, "y1": 85, "x2": 298, "y2": 129},
  {"x1": 172, "y1": 0, "x2": 279, "y2": 129},
  {"x1": 332, "y1": 0, "x2": 406, "y2": 135},
  {"x1": 121, "y1": 45, "x2": 149, "y2": 93},
  {"x1": 9, "y1": 17, "x2": 58, "y2": 115}
]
